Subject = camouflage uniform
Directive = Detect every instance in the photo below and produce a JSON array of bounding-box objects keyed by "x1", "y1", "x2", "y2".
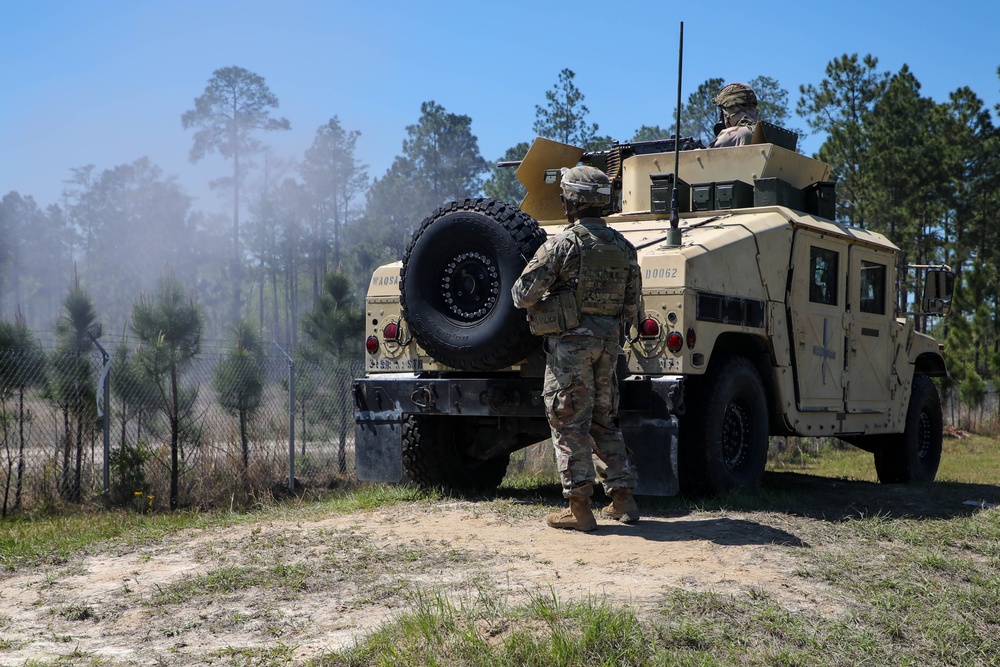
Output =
[
  {"x1": 709, "y1": 82, "x2": 759, "y2": 148},
  {"x1": 512, "y1": 217, "x2": 641, "y2": 499},
  {"x1": 709, "y1": 107, "x2": 758, "y2": 147}
]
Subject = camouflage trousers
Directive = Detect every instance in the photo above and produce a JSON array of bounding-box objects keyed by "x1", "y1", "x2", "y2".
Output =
[{"x1": 543, "y1": 335, "x2": 637, "y2": 499}]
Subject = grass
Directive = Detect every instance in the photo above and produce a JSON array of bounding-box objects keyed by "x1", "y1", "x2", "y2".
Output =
[
  {"x1": 309, "y1": 589, "x2": 655, "y2": 667},
  {"x1": 3, "y1": 436, "x2": 999, "y2": 666},
  {"x1": 212, "y1": 644, "x2": 296, "y2": 666},
  {"x1": 145, "y1": 522, "x2": 479, "y2": 613},
  {"x1": 310, "y1": 434, "x2": 1000, "y2": 666},
  {"x1": 149, "y1": 563, "x2": 312, "y2": 606},
  {"x1": 0, "y1": 483, "x2": 429, "y2": 571},
  {"x1": 767, "y1": 432, "x2": 1000, "y2": 486},
  {"x1": 0, "y1": 509, "x2": 229, "y2": 571},
  {"x1": 308, "y1": 573, "x2": 1000, "y2": 666},
  {"x1": 311, "y1": 501, "x2": 1000, "y2": 667}
]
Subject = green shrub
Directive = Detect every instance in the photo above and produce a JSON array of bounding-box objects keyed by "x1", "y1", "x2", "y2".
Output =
[{"x1": 109, "y1": 439, "x2": 152, "y2": 508}]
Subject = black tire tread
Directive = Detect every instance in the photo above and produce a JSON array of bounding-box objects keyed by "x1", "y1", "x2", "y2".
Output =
[
  {"x1": 400, "y1": 198, "x2": 546, "y2": 371},
  {"x1": 678, "y1": 355, "x2": 769, "y2": 496},
  {"x1": 873, "y1": 374, "x2": 942, "y2": 484},
  {"x1": 401, "y1": 415, "x2": 510, "y2": 492}
]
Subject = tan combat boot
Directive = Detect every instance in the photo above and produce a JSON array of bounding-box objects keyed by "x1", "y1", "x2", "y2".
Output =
[
  {"x1": 601, "y1": 488, "x2": 639, "y2": 524},
  {"x1": 546, "y1": 497, "x2": 597, "y2": 532}
]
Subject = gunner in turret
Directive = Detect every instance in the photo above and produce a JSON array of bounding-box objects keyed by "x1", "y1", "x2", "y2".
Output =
[{"x1": 708, "y1": 82, "x2": 758, "y2": 148}]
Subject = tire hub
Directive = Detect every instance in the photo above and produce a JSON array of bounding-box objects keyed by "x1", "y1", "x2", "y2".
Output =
[
  {"x1": 722, "y1": 401, "x2": 752, "y2": 469},
  {"x1": 441, "y1": 252, "x2": 500, "y2": 321}
]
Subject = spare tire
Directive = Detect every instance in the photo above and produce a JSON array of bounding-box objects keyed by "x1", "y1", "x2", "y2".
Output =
[{"x1": 401, "y1": 198, "x2": 546, "y2": 371}]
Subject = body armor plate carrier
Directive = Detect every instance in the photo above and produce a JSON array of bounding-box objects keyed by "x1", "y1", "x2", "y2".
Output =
[
  {"x1": 570, "y1": 223, "x2": 630, "y2": 318},
  {"x1": 526, "y1": 222, "x2": 630, "y2": 335}
]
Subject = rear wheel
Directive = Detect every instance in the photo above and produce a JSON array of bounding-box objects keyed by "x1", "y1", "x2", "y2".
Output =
[
  {"x1": 679, "y1": 355, "x2": 769, "y2": 496},
  {"x1": 873, "y1": 374, "x2": 942, "y2": 483},
  {"x1": 401, "y1": 415, "x2": 512, "y2": 492}
]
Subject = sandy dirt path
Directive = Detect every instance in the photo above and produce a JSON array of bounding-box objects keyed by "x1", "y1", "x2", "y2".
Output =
[{"x1": 0, "y1": 500, "x2": 841, "y2": 665}]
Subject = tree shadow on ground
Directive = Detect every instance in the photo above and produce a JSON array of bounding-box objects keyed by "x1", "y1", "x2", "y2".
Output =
[
  {"x1": 597, "y1": 516, "x2": 810, "y2": 547},
  {"x1": 745, "y1": 471, "x2": 1000, "y2": 522},
  {"x1": 492, "y1": 470, "x2": 1000, "y2": 524}
]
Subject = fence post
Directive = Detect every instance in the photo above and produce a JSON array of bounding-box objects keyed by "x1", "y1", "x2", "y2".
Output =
[
  {"x1": 90, "y1": 334, "x2": 111, "y2": 495},
  {"x1": 275, "y1": 342, "x2": 295, "y2": 492}
]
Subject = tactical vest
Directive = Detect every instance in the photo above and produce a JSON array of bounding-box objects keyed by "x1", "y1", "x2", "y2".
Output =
[
  {"x1": 569, "y1": 223, "x2": 631, "y2": 318},
  {"x1": 526, "y1": 222, "x2": 631, "y2": 336}
]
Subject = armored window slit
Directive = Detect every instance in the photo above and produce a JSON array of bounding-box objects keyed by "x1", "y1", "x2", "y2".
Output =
[{"x1": 695, "y1": 292, "x2": 766, "y2": 328}]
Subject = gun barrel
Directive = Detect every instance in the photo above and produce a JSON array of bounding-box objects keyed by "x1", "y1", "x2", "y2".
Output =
[{"x1": 496, "y1": 160, "x2": 522, "y2": 168}]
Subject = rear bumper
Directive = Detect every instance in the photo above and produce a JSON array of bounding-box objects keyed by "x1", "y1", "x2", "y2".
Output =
[
  {"x1": 353, "y1": 373, "x2": 545, "y2": 420},
  {"x1": 352, "y1": 372, "x2": 684, "y2": 419},
  {"x1": 353, "y1": 372, "x2": 684, "y2": 495}
]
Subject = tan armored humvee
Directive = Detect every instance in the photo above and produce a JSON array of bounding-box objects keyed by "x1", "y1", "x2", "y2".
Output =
[{"x1": 353, "y1": 128, "x2": 954, "y2": 496}]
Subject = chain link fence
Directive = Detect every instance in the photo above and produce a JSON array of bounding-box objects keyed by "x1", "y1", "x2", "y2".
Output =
[{"x1": 0, "y1": 346, "x2": 361, "y2": 515}]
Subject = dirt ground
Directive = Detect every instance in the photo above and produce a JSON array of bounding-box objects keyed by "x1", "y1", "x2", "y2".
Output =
[{"x1": 0, "y1": 499, "x2": 843, "y2": 665}]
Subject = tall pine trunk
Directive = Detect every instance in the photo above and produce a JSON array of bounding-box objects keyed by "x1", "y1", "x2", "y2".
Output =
[
  {"x1": 15, "y1": 386, "x2": 27, "y2": 511},
  {"x1": 232, "y1": 134, "x2": 242, "y2": 328},
  {"x1": 61, "y1": 405, "x2": 71, "y2": 499},
  {"x1": 169, "y1": 365, "x2": 180, "y2": 510},
  {"x1": 240, "y1": 405, "x2": 249, "y2": 474},
  {"x1": 73, "y1": 402, "x2": 84, "y2": 502},
  {"x1": 271, "y1": 270, "x2": 279, "y2": 348}
]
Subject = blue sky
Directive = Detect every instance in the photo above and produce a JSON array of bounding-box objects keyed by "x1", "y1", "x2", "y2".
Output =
[{"x1": 3, "y1": 0, "x2": 998, "y2": 215}]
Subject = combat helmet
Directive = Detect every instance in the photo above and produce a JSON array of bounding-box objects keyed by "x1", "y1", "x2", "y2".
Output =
[
  {"x1": 712, "y1": 82, "x2": 758, "y2": 110},
  {"x1": 560, "y1": 165, "x2": 612, "y2": 204}
]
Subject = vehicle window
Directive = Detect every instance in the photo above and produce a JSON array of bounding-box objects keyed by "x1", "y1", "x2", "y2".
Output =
[
  {"x1": 809, "y1": 246, "x2": 839, "y2": 305},
  {"x1": 860, "y1": 260, "x2": 886, "y2": 314}
]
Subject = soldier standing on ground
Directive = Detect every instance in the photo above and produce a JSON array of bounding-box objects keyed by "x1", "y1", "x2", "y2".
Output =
[
  {"x1": 709, "y1": 82, "x2": 759, "y2": 148},
  {"x1": 511, "y1": 165, "x2": 642, "y2": 532}
]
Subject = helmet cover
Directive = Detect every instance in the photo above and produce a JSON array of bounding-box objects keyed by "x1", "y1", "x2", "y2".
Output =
[
  {"x1": 712, "y1": 82, "x2": 758, "y2": 110},
  {"x1": 560, "y1": 165, "x2": 612, "y2": 204}
]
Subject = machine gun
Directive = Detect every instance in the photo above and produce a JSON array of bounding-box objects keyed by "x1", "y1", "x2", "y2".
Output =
[
  {"x1": 579, "y1": 137, "x2": 705, "y2": 200},
  {"x1": 497, "y1": 135, "x2": 705, "y2": 217},
  {"x1": 498, "y1": 136, "x2": 705, "y2": 172}
]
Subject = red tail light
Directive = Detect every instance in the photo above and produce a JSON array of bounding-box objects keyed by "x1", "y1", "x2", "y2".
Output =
[
  {"x1": 366, "y1": 336, "x2": 379, "y2": 354},
  {"x1": 383, "y1": 321, "x2": 399, "y2": 341},
  {"x1": 686, "y1": 327, "x2": 697, "y2": 349},
  {"x1": 666, "y1": 331, "x2": 684, "y2": 353},
  {"x1": 639, "y1": 318, "x2": 660, "y2": 338}
]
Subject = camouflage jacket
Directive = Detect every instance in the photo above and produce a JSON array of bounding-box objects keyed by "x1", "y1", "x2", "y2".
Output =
[
  {"x1": 709, "y1": 108, "x2": 758, "y2": 148},
  {"x1": 511, "y1": 217, "x2": 641, "y2": 341}
]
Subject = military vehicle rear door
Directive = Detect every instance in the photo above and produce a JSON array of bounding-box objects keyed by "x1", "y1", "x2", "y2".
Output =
[
  {"x1": 844, "y1": 247, "x2": 893, "y2": 413},
  {"x1": 788, "y1": 231, "x2": 846, "y2": 412}
]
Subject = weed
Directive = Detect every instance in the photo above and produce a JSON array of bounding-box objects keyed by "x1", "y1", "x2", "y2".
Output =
[
  {"x1": 148, "y1": 563, "x2": 311, "y2": 606},
  {"x1": 212, "y1": 643, "x2": 296, "y2": 665},
  {"x1": 59, "y1": 604, "x2": 97, "y2": 621}
]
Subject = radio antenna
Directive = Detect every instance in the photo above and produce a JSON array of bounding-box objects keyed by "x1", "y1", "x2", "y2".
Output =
[{"x1": 667, "y1": 21, "x2": 684, "y2": 247}]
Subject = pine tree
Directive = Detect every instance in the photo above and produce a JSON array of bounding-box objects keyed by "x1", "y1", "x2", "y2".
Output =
[
  {"x1": 798, "y1": 54, "x2": 889, "y2": 225},
  {"x1": 483, "y1": 142, "x2": 530, "y2": 206},
  {"x1": 131, "y1": 269, "x2": 204, "y2": 509},
  {"x1": 0, "y1": 309, "x2": 45, "y2": 515},
  {"x1": 182, "y1": 67, "x2": 290, "y2": 327},
  {"x1": 212, "y1": 320, "x2": 265, "y2": 474},
  {"x1": 49, "y1": 274, "x2": 101, "y2": 502},
  {"x1": 301, "y1": 272, "x2": 363, "y2": 472},
  {"x1": 534, "y1": 69, "x2": 603, "y2": 149}
]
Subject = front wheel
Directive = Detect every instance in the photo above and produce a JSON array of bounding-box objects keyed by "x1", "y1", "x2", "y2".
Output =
[
  {"x1": 679, "y1": 355, "x2": 769, "y2": 496},
  {"x1": 873, "y1": 374, "x2": 942, "y2": 483}
]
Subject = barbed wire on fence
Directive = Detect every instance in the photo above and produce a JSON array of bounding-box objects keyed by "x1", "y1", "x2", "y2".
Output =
[{"x1": 0, "y1": 347, "x2": 361, "y2": 514}]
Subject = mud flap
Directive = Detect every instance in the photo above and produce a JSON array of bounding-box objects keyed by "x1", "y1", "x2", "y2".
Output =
[
  {"x1": 621, "y1": 414, "x2": 680, "y2": 496},
  {"x1": 354, "y1": 410, "x2": 404, "y2": 482}
]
